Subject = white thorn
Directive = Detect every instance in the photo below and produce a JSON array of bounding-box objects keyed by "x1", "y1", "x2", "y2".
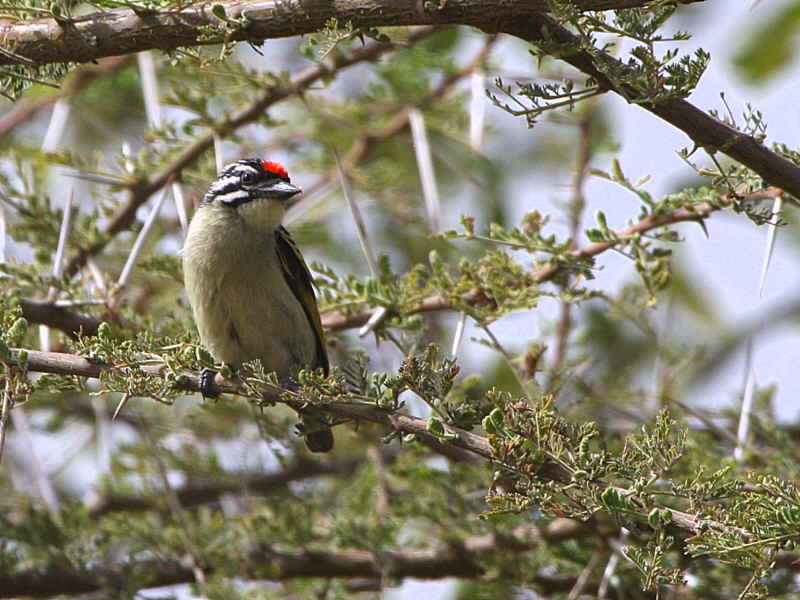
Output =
[
  {"x1": 172, "y1": 181, "x2": 189, "y2": 233},
  {"x1": 41, "y1": 97, "x2": 71, "y2": 154},
  {"x1": 408, "y1": 108, "x2": 441, "y2": 233},
  {"x1": 112, "y1": 394, "x2": 131, "y2": 422},
  {"x1": 359, "y1": 306, "x2": 389, "y2": 338},
  {"x1": 757, "y1": 195, "x2": 783, "y2": 298},
  {"x1": 117, "y1": 187, "x2": 169, "y2": 289},
  {"x1": 121, "y1": 142, "x2": 135, "y2": 174},
  {"x1": 137, "y1": 52, "x2": 163, "y2": 129},
  {"x1": 87, "y1": 257, "x2": 108, "y2": 296},
  {"x1": 0, "y1": 204, "x2": 6, "y2": 264},
  {"x1": 213, "y1": 134, "x2": 225, "y2": 173},
  {"x1": 469, "y1": 70, "x2": 486, "y2": 151},
  {"x1": 451, "y1": 311, "x2": 467, "y2": 358},
  {"x1": 735, "y1": 340, "x2": 756, "y2": 462},
  {"x1": 52, "y1": 189, "x2": 74, "y2": 280}
]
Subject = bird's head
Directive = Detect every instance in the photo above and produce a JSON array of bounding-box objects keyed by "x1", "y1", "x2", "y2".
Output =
[{"x1": 203, "y1": 158, "x2": 302, "y2": 230}]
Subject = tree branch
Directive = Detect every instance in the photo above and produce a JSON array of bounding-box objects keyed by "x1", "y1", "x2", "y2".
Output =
[
  {"x1": 6, "y1": 347, "x2": 757, "y2": 541},
  {"x1": 18, "y1": 298, "x2": 102, "y2": 338},
  {"x1": 297, "y1": 32, "x2": 494, "y2": 202},
  {"x1": 0, "y1": 519, "x2": 598, "y2": 598},
  {"x1": 86, "y1": 455, "x2": 362, "y2": 516},
  {"x1": 320, "y1": 189, "x2": 783, "y2": 331},
  {"x1": 20, "y1": 190, "x2": 780, "y2": 338},
  {"x1": 0, "y1": 0, "x2": 693, "y2": 68},
  {"x1": 0, "y1": 56, "x2": 131, "y2": 136},
  {"x1": 488, "y1": 15, "x2": 800, "y2": 199}
]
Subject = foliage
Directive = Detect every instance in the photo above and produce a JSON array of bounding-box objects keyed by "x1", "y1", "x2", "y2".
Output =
[{"x1": 0, "y1": 1, "x2": 799, "y2": 600}]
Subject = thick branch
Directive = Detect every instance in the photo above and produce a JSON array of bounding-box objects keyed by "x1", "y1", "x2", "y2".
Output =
[
  {"x1": 0, "y1": 0, "x2": 688, "y2": 68},
  {"x1": 18, "y1": 298, "x2": 101, "y2": 338},
  {"x1": 0, "y1": 519, "x2": 593, "y2": 598},
  {"x1": 7, "y1": 347, "x2": 756, "y2": 540},
  {"x1": 488, "y1": 15, "x2": 800, "y2": 199},
  {"x1": 86, "y1": 455, "x2": 362, "y2": 516}
]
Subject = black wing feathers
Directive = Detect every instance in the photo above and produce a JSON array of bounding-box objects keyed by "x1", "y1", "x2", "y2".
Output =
[{"x1": 274, "y1": 226, "x2": 329, "y2": 375}]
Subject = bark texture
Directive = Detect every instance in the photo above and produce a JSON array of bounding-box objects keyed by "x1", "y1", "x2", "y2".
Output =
[{"x1": 0, "y1": 0, "x2": 700, "y2": 67}]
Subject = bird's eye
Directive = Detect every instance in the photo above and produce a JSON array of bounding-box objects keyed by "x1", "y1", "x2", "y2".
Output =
[{"x1": 241, "y1": 171, "x2": 258, "y2": 185}]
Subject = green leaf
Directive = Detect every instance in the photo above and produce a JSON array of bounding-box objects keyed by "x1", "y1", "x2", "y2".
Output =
[
  {"x1": 427, "y1": 415, "x2": 445, "y2": 437},
  {"x1": 6, "y1": 318, "x2": 28, "y2": 346}
]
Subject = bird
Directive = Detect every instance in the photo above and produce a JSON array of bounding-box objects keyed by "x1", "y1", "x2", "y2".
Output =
[{"x1": 182, "y1": 158, "x2": 333, "y2": 452}]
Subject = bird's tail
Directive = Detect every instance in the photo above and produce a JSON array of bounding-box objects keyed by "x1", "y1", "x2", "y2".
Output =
[
  {"x1": 304, "y1": 428, "x2": 334, "y2": 453},
  {"x1": 298, "y1": 406, "x2": 334, "y2": 452}
]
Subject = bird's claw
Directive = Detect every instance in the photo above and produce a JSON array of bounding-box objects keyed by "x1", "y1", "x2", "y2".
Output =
[{"x1": 200, "y1": 367, "x2": 220, "y2": 399}]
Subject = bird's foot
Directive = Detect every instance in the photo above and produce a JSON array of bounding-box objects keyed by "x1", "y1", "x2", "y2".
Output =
[{"x1": 200, "y1": 368, "x2": 220, "y2": 399}]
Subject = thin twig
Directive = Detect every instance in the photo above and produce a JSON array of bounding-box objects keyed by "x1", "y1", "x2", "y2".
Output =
[
  {"x1": 568, "y1": 547, "x2": 604, "y2": 600},
  {"x1": 86, "y1": 456, "x2": 362, "y2": 516},
  {"x1": 0, "y1": 56, "x2": 131, "y2": 138},
  {"x1": 481, "y1": 323, "x2": 531, "y2": 396},
  {"x1": 668, "y1": 397, "x2": 739, "y2": 446},
  {"x1": 549, "y1": 115, "x2": 593, "y2": 390}
]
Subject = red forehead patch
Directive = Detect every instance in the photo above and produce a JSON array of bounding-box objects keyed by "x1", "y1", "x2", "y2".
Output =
[{"x1": 261, "y1": 160, "x2": 288, "y2": 178}]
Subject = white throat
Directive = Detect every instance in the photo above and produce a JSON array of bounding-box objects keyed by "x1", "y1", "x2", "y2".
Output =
[{"x1": 236, "y1": 198, "x2": 285, "y2": 232}]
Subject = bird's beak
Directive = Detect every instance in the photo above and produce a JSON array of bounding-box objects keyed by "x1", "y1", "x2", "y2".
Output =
[{"x1": 256, "y1": 181, "x2": 302, "y2": 201}]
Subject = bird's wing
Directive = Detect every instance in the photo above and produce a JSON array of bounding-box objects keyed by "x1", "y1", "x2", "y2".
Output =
[{"x1": 274, "y1": 226, "x2": 329, "y2": 375}]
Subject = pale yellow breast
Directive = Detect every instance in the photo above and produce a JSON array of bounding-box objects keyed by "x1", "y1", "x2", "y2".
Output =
[{"x1": 183, "y1": 205, "x2": 316, "y2": 376}]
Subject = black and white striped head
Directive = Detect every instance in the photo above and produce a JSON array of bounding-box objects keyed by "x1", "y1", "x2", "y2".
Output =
[{"x1": 204, "y1": 159, "x2": 301, "y2": 208}]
